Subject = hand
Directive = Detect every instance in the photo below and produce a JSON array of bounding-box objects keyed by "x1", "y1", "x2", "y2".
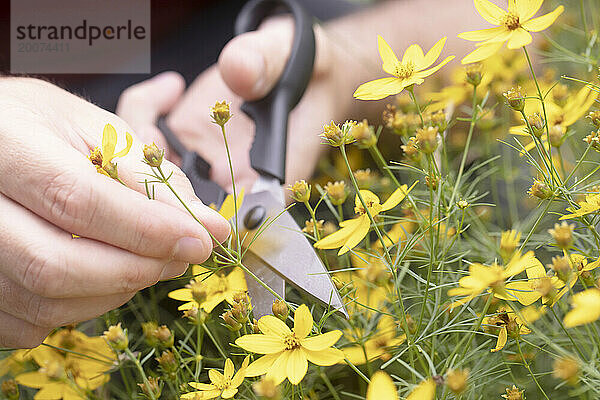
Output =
[
  {"x1": 117, "y1": 17, "x2": 353, "y2": 193},
  {"x1": 0, "y1": 78, "x2": 230, "y2": 348}
]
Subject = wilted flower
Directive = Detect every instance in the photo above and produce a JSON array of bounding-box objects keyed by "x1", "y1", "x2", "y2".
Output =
[{"x1": 211, "y1": 101, "x2": 232, "y2": 126}]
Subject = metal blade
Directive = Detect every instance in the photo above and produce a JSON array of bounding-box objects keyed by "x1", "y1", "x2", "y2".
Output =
[
  {"x1": 243, "y1": 251, "x2": 285, "y2": 318},
  {"x1": 239, "y1": 190, "x2": 348, "y2": 318}
]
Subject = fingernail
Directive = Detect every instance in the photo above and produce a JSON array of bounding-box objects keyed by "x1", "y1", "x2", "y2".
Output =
[
  {"x1": 160, "y1": 261, "x2": 190, "y2": 280},
  {"x1": 172, "y1": 237, "x2": 208, "y2": 263}
]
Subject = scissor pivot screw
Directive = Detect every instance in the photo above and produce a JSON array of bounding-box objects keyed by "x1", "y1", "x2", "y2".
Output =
[{"x1": 244, "y1": 205, "x2": 266, "y2": 230}]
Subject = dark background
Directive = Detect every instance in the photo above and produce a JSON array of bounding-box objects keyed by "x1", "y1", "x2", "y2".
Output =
[{"x1": 0, "y1": 0, "x2": 358, "y2": 111}]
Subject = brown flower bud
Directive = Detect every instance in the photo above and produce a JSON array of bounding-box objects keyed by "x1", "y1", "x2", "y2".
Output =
[
  {"x1": 156, "y1": 350, "x2": 178, "y2": 374},
  {"x1": 143, "y1": 143, "x2": 164, "y2": 167},
  {"x1": 528, "y1": 179, "x2": 553, "y2": 199},
  {"x1": 103, "y1": 323, "x2": 128, "y2": 351},
  {"x1": 504, "y1": 87, "x2": 525, "y2": 112},
  {"x1": 416, "y1": 126, "x2": 439, "y2": 154},
  {"x1": 272, "y1": 299, "x2": 289, "y2": 321},
  {"x1": 211, "y1": 101, "x2": 232, "y2": 126},
  {"x1": 587, "y1": 110, "x2": 600, "y2": 128},
  {"x1": 548, "y1": 221, "x2": 574, "y2": 249},
  {"x1": 1, "y1": 379, "x2": 19, "y2": 400},
  {"x1": 222, "y1": 310, "x2": 242, "y2": 331},
  {"x1": 465, "y1": 63, "x2": 482, "y2": 86},
  {"x1": 138, "y1": 377, "x2": 162, "y2": 399},
  {"x1": 351, "y1": 119, "x2": 377, "y2": 148},
  {"x1": 288, "y1": 180, "x2": 311, "y2": 203},
  {"x1": 527, "y1": 112, "x2": 546, "y2": 138}
]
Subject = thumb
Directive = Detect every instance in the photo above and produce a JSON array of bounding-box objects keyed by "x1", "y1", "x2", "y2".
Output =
[
  {"x1": 218, "y1": 18, "x2": 294, "y2": 101},
  {"x1": 116, "y1": 71, "x2": 186, "y2": 148}
]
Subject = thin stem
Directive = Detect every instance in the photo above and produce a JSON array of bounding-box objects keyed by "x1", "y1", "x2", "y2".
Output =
[
  {"x1": 219, "y1": 124, "x2": 240, "y2": 251},
  {"x1": 516, "y1": 338, "x2": 550, "y2": 400},
  {"x1": 124, "y1": 348, "x2": 157, "y2": 400}
]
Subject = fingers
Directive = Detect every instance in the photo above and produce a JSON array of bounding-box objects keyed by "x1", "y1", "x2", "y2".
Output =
[
  {"x1": 0, "y1": 272, "x2": 134, "y2": 329},
  {"x1": 0, "y1": 193, "x2": 190, "y2": 298},
  {"x1": 116, "y1": 71, "x2": 186, "y2": 150},
  {"x1": 0, "y1": 310, "x2": 51, "y2": 349}
]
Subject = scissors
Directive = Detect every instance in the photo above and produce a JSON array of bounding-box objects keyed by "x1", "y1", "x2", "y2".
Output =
[{"x1": 157, "y1": 0, "x2": 347, "y2": 318}]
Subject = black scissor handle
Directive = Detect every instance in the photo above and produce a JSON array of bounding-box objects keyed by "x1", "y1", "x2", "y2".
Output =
[{"x1": 236, "y1": 0, "x2": 316, "y2": 183}]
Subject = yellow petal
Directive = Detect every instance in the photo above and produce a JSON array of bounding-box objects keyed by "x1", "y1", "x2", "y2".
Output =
[
  {"x1": 458, "y1": 26, "x2": 508, "y2": 41},
  {"x1": 101, "y1": 123, "x2": 118, "y2": 167},
  {"x1": 293, "y1": 304, "x2": 313, "y2": 339},
  {"x1": 315, "y1": 218, "x2": 362, "y2": 249},
  {"x1": 112, "y1": 131, "x2": 133, "y2": 159},
  {"x1": 224, "y1": 358, "x2": 234, "y2": 380},
  {"x1": 338, "y1": 214, "x2": 371, "y2": 255},
  {"x1": 491, "y1": 326, "x2": 508, "y2": 352},
  {"x1": 235, "y1": 334, "x2": 286, "y2": 354},
  {"x1": 167, "y1": 288, "x2": 193, "y2": 302},
  {"x1": 342, "y1": 345, "x2": 371, "y2": 365},
  {"x1": 517, "y1": 0, "x2": 543, "y2": 22},
  {"x1": 258, "y1": 315, "x2": 292, "y2": 337},
  {"x1": 407, "y1": 378, "x2": 436, "y2": 400},
  {"x1": 461, "y1": 42, "x2": 503, "y2": 64},
  {"x1": 219, "y1": 187, "x2": 245, "y2": 220},
  {"x1": 367, "y1": 371, "x2": 398, "y2": 400},
  {"x1": 506, "y1": 28, "x2": 533, "y2": 49},
  {"x1": 189, "y1": 383, "x2": 216, "y2": 390},
  {"x1": 222, "y1": 388, "x2": 238, "y2": 399},
  {"x1": 16, "y1": 372, "x2": 50, "y2": 388},
  {"x1": 265, "y1": 351, "x2": 290, "y2": 385},
  {"x1": 353, "y1": 77, "x2": 410, "y2": 101},
  {"x1": 230, "y1": 356, "x2": 250, "y2": 388},
  {"x1": 301, "y1": 330, "x2": 342, "y2": 351},
  {"x1": 381, "y1": 182, "x2": 417, "y2": 211},
  {"x1": 503, "y1": 281, "x2": 542, "y2": 305},
  {"x1": 245, "y1": 353, "x2": 281, "y2": 377},
  {"x1": 414, "y1": 55, "x2": 455, "y2": 80},
  {"x1": 401, "y1": 44, "x2": 425, "y2": 68},
  {"x1": 474, "y1": 0, "x2": 507, "y2": 25},
  {"x1": 34, "y1": 382, "x2": 70, "y2": 399},
  {"x1": 286, "y1": 348, "x2": 308, "y2": 385},
  {"x1": 421, "y1": 37, "x2": 447, "y2": 69},
  {"x1": 304, "y1": 347, "x2": 344, "y2": 366},
  {"x1": 521, "y1": 6, "x2": 564, "y2": 32},
  {"x1": 356, "y1": 190, "x2": 381, "y2": 210},
  {"x1": 564, "y1": 289, "x2": 600, "y2": 328},
  {"x1": 378, "y1": 35, "x2": 400, "y2": 76}
]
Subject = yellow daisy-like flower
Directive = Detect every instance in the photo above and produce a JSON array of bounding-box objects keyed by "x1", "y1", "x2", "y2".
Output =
[
  {"x1": 181, "y1": 357, "x2": 249, "y2": 399},
  {"x1": 235, "y1": 304, "x2": 343, "y2": 385},
  {"x1": 89, "y1": 123, "x2": 133, "y2": 178},
  {"x1": 314, "y1": 183, "x2": 417, "y2": 255},
  {"x1": 353, "y1": 36, "x2": 454, "y2": 100},
  {"x1": 448, "y1": 251, "x2": 536, "y2": 309},
  {"x1": 168, "y1": 265, "x2": 247, "y2": 313},
  {"x1": 343, "y1": 315, "x2": 406, "y2": 365},
  {"x1": 217, "y1": 188, "x2": 245, "y2": 221},
  {"x1": 366, "y1": 372, "x2": 435, "y2": 400},
  {"x1": 560, "y1": 193, "x2": 600, "y2": 220},
  {"x1": 482, "y1": 307, "x2": 531, "y2": 352},
  {"x1": 459, "y1": 0, "x2": 564, "y2": 64},
  {"x1": 564, "y1": 288, "x2": 600, "y2": 328}
]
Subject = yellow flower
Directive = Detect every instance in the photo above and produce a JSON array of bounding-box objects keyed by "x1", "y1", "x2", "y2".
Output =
[
  {"x1": 168, "y1": 265, "x2": 247, "y2": 313},
  {"x1": 495, "y1": 254, "x2": 563, "y2": 305},
  {"x1": 314, "y1": 183, "x2": 417, "y2": 255},
  {"x1": 510, "y1": 85, "x2": 597, "y2": 154},
  {"x1": 181, "y1": 357, "x2": 249, "y2": 399},
  {"x1": 235, "y1": 304, "x2": 343, "y2": 385},
  {"x1": 366, "y1": 372, "x2": 435, "y2": 400},
  {"x1": 459, "y1": 0, "x2": 564, "y2": 64},
  {"x1": 482, "y1": 307, "x2": 531, "y2": 352},
  {"x1": 89, "y1": 123, "x2": 133, "y2": 178},
  {"x1": 448, "y1": 251, "x2": 535, "y2": 308},
  {"x1": 343, "y1": 315, "x2": 406, "y2": 365},
  {"x1": 560, "y1": 193, "x2": 600, "y2": 220},
  {"x1": 16, "y1": 331, "x2": 114, "y2": 399},
  {"x1": 354, "y1": 36, "x2": 454, "y2": 100},
  {"x1": 564, "y1": 288, "x2": 600, "y2": 328},
  {"x1": 553, "y1": 252, "x2": 600, "y2": 303}
]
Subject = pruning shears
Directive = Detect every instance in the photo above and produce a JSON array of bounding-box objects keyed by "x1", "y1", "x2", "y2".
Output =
[{"x1": 157, "y1": 0, "x2": 347, "y2": 318}]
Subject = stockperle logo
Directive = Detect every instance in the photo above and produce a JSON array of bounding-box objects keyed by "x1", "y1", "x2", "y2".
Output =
[{"x1": 11, "y1": 0, "x2": 150, "y2": 74}]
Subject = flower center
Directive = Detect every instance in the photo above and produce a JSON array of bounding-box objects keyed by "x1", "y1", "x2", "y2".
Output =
[
  {"x1": 215, "y1": 379, "x2": 232, "y2": 390},
  {"x1": 284, "y1": 334, "x2": 301, "y2": 350},
  {"x1": 503, "y1": 13, "x2": 520, "y2": 30},
  {"x1": 355, "y1": 200, "x2": 379, "y2": 215},
  {"x1": 394, "y1": 62, "x2": 415, "y2": 80}
]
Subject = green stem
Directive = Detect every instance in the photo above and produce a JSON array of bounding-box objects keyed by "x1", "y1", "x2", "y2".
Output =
[
  {"x1": 220, "y1": 124, "x2": 240, "y2": 251},
  {"x1": 516, "y1": 338, "x2": 550, "y2": 400},
  {"x1": 124, "y1": 348, "x2": 157, "y2": 400}
]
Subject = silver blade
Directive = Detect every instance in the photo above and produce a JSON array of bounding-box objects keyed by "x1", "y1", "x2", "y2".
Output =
[
  {"x1": 238, "y1": 190, "x2": 348, "y2": 318},
  {"x1": 243, "y1": 251, "x2": 285, "y2": 318}
]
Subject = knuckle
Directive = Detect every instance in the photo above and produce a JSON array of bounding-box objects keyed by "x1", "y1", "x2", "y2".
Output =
[
  {"x1": 20, "y1": 326, "x2": 50, "y2": 348},
  {"x1": 41, "y1": 171, "x2": 94, "y2": 230},
  {"x1": 119, "y1": 84, "x2": 148, "y2": 107},
  {"x1": 119, "y1": 264, "x2": 153, "y2": 292},
  {"x1": 20, "y1": 250, "x2": 66, "y2": 298}
]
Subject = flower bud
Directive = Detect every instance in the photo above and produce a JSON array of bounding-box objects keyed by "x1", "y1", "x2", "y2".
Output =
[
  {"x1": 156, "y1": 350, "x2": 178, "y2": 374},
  {"x1": 446, "y1": 369, "x2": 469, "y2": 395},
  {"x1": 253, "y1": 377, "x2": 281, "y2": 400},
  {"x1": 250, "y1": 318, "x2": 261, "y2": 334},
  {"x1": 288, "y1": 180, "x2": 311, "y2": 203},
  {"x1": 416, "y1": 126, "x2": 439, "y2": 154},
  {"x1": 587, "y1": 110, "x2": 600, "y2": 128},
  {"x1": 401, "y1": 137, "x2": 421, "y2": 162},
  {"x1": 504, "y1": 87, "x2": 525, "y2": 112},
  {"x1": 527, "y1": 113, "x2": 546, "y2": 138},
  {"x1": 428, "y1": 110, "x2": 448, "y2": 132},
  {"x1": 548, "y1": 221, "x2": 574, "y2": 249},
  {"x1": 502, "y1": 385, "x2": 525, "y2": 400},
  {"x1": 211, "y1": 101, "x2": 232, "y2": 126},
  {"x1": 1, "y1": 379, "x2": 19, "y2": 400},
  {"x1": 143, "y1": 143, "x2": 164, "y2": 167},
  {"x1": 351, "y1": 119, "x2": 377, "y2": 148},
  {"x1": 103, "y1": 323, "x2": 128, "y2": 351},
  {"x1": 138, "y1": 377, "x2": 162, "y2": 399},
  {"x1": 320, "y1": 120, "x2": 356, "y2": 147},
  {"x1": 528, "y1": 179, "x2": 553, "y2": 199},
  {"x1": 186, "y1": 280, "x2": 208, "y2": 305},
  {"x1": 222, "y1": 310, "x2": 242, "y2": 331},
  {"x1": 583, "y1": 130, "x2": 600, "y2": 151},
  {"x1": 548, "y1": 125, "x2": 566, "y2": 148},
  {"x1": 156, "y1": 325, "x2": 174, "y2": 348},
  {"x1": 354, "y1": 169, "x2": 375, "y2": 189},
  {"x1": 302, "y1": 219, "x2": 324, "y2": 236},
  {"x1": 465, "y1": 63, "x2": 482, "y2": 87},
  {"x1": 272, "y1": 300, "x2": 289, "y2": 321},
  {"x1": 457, "y1": 200, "x2": 469, "y2": 210},
  {"x1": 549, "y1": 256, "x2": 571, "y2": 283},
  {"x1": 553, "y1": 357, "x2": 579, "y2": 385},
  {"x1": 325, "y1": 181, "x2": 348, "y2": 205}
]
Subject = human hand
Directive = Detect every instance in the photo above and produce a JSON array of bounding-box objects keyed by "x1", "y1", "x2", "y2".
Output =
[
  {"x1": 117, "y1": 17, "x2": 353, "y2": 193},
  {"x1": 0, "y1": 78, "x2": 230, "y2": 348}
]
